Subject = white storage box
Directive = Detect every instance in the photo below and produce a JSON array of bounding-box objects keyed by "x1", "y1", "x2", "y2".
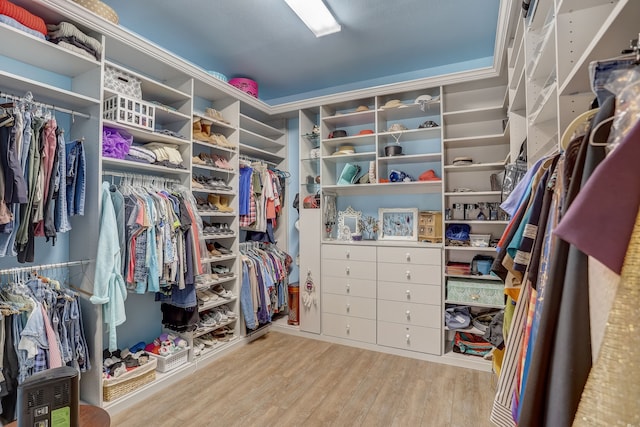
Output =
[
  {"x1": 148, "y1": 347, "x2": 189, "y2": 373},
  {"x1": 469, "y1": 234, "x2": 491, "y2": 247},
  {"x1": 103, "y1": 94, "x2": 155, "y2": 130}
]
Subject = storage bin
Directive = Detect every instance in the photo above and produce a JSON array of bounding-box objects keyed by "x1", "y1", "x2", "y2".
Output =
[
  {"x1": 104, "y1": 65, "x2": 142, "y2": 98},
  {"x1": 103, "y1": 94, "x2": 155, "y2": 131},
  {"x1": 469, "y1": 233, "x2": 491, "y2": 247},
  {"x1": 102, "y1": 358, "x2": 157, "y2": 401},
  {"x1": 447, "y1": 278, "x2": 504, "y2": 307},
  {"x1": 148, "y1": 347, "x2": 189, "y2": 373}
]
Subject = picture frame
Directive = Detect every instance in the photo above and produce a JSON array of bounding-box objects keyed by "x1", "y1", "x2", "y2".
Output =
[
  {"x1": 378, "y1": 208, "x2": 418, "y2": 241},
  {"x1": 337, "y1": 206, "x2": 362, "y2": 240}
]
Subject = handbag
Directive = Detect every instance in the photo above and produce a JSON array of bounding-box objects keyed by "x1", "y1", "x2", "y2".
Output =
[
  {"x1": 452, "y1": 332, "x2": 493, "y2": 357},
  {"x1": 104, "y1": 65, "x2": 143, "y2": 99}
]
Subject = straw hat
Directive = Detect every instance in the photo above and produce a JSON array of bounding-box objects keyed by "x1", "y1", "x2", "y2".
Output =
[
  {"x1": 355, "y1": 105, "x2": 370, "y2": 112},
  {"x1": 73, "y1": 0, "x2": 119, "y2": 24},
  {"x1": 381, "y1": 99, "x2": 406, "y2": 109},
  {"x1": 332, "y1": 145, "x2": 355, "y2": 156}
]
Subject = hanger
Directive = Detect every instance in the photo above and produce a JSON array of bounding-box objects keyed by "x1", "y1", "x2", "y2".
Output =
[
  {"x1": 559, "y1": 108, "x2": 599, "y2": 150},
  {"x1": 589, "y1": 116, "x2": 615, "y2": 146}
]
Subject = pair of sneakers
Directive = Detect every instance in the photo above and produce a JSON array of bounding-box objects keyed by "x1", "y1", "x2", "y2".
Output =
[{"x1": 212, "y1": 284, "x2": 234, "y2": 298}]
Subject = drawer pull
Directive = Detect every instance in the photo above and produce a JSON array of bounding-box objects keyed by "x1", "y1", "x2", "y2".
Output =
[
  {"x1": 346, "y1": 324, "x2": 350, "y2": 334},
  {"x1": 406, "y1": 252, "x2": 411, "y2": 262},
  {"x1": 471, "y1": 294, "x2": 480, "y2": 301},
  {"x1": 346, "y1": 250, "x2": 350, "y2": 259},
  {"x1": 346, "y1": 284, "x2": 351, "y2": 293},
  {"x1": 406, "y1": 334, "x2": 411, "y2": 344},
  {"x1": 406, "y1": 310, "x2": 411, "y2": 320},
  {"x1": 346, "y1": 267, "x2": 350, "y2": 275},
  {"x1": 406, "y1": 270, "x2": 411, "y2": 280},
  {"x1": 346, "y1": 303, "x2": 351, "y2": 313},
  {"x1": 406, "y1": 290, "x2": 411, "y2": 299}
]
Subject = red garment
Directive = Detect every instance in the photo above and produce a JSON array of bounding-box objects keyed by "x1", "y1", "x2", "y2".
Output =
[{"x1": 0, "y1": 0, "x2": 47, "y2": 35}]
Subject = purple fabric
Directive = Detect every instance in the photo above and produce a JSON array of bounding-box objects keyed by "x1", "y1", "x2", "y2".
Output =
[
  {"x1": 102, "y1": 126, "x2": 132, "y2": 159},
  {"x1": 554, "y1": 119, "x2": 640, "y2": 274}
]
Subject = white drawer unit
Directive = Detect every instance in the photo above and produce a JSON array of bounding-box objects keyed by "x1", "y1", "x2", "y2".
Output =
[
  {"x1": 377, "y1": 321, "x2": 441, "y2": 355},
  {"x1": 323, "y1": 293, "x2": 376, "y2": 319},
  {"x1": 323, "y1": 313, "x2": 376, "y2": 343},
  {"x1": 322, "y1": 244, "x2": 376, "y2": 262},
  {"x1": 377, "y1": 247, "x2": 441, "y2": 266},
  {"x1": 322, "y1": 259, "x2": 376, "y2": 281},
  {"x1": 377, "y1": 300, "x2": 441, "y2": 328},
  {"x1": 377, "y1": 281, "x2": 440, "y2": 305},
  {"x1": 377, "y1": 263, "x2": 441, "y2": 285},
  {"x1": 322, "y1": 276, "x2": 376, "y2": 298}
]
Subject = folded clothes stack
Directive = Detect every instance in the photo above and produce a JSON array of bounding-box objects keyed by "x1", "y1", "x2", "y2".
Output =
[
  {"x1": 0, "y1": 0, "x2": 47, "y2": 39},
  {"x1": 143, "y1": 142, "x2": 185, "y2": 169},
  {"x1": 47, "y1": 21, "x2": 103, "y2": 60}
]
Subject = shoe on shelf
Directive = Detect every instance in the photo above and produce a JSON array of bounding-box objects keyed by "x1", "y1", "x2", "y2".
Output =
[
  {"x1": 192, "y1": 155, "x2": 206, "y2": 165},
  {"x1": 192, "y1": 179, "x2": 204, "y2": 189},
  {"x1": 218, "y1": 196, "x2": 234, "y2": 213},
  {"x1": 220, "y1": 305, "x2": 238, "y2": 319},
  {"x1": 213, "y1": 242, "x2": 232, "y2": 254},
  {"x1": 205, "y1": 108, "x2": 231, "y2": 125},
  {"x1": 213, "y1": 284, "x2": 233, "y2": 298}
]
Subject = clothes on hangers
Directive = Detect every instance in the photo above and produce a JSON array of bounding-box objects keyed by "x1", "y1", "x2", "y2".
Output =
[
  {"x1": 0, "y1": 97, "x2": 84, "y2": 261},
  {"x1": 239, "y1": 242, "x2": 290, "y2": 330},
  {"x1": 238, "y1": 161, "x2": 286, "y2": 237},
  {"x1": 0, "y1": 271, "x2": 91, "y2": 423}
]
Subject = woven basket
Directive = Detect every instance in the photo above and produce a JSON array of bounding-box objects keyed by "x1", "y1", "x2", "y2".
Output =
[
  {"x1": 103, "y1": 358, "x2": 157, "y2": 402},
  {"x1": 73, "y1": 0, "x2": 119, "y2": 24}
]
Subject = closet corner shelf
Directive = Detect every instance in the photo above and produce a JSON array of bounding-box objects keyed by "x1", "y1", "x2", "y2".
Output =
[
  {"x1": 322, "y1": 181, "x2": 442, "y2": 196},
  {"x1": 101, "y1": 157, "x2": 190, "y2": 175},
  {"x1": 239, "y1": 113, "x2": 285, "y2": 139},
  {"x1": 238, "y1": 143, "x2": 284, "y2": 165},
  {"x1": 239, "y1": 128, "x2": 285, "y2": 152},
  {"x1": 193, "y1": 139, "x2": 238, "y2": 154},
  {"x1": 442, "y1": 104, "x2": 507, "y2": 125},
  {"x1": 442, "y1": 131, "x2": 509, "y2": 148},
  {"x1": 194, "y1": 112, "x2": 237, "y2": 131},
  {"x1": 102, "y1": 119, "x2": 191, "y2": 146}
]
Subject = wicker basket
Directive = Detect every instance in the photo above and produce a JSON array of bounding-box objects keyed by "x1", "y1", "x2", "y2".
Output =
[
  {"x1": 148, "y1": 347, "x2": 189, "y2": 373},
  {"x1": 103, "y1": 358, "x2": 157, "y2": 402},
  {"x1": 73, "y1": 0, "x2": 119, "y2": 24}
]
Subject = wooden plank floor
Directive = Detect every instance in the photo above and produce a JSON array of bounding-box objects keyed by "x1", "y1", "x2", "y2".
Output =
[{"x1": 111, "y1": 332, "x2": 496, "y2": 427}]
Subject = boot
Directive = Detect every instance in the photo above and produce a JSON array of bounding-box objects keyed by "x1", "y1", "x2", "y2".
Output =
[
  {"x1": 192, "y1": 119, "x2": 208, "y2": 142},
  {"x1": 208, "y1": 194, "x2": 233, "y2": 213},
  {"x1": 219, "y1": 196, "x2": 234, "y2": 213}
]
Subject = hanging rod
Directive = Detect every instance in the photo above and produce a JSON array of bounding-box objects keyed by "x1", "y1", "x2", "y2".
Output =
[
  {"x1": 0, "y1": 259, "x2": 92, "y2": 276},
  {"x1": 0, "y1": 91, "x2": 91, "y2": 120},
  {"x1": 102, "y1": 170, "x2": 181, "y2": 184},
  {"x1": 239, "y1": 154, "x2": 278, "y2": 167}
]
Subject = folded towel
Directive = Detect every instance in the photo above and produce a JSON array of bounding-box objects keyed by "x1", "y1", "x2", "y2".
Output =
[
  {"x1": 0, "y1": 14, "x2": 45, "y2": 39},
  {"x1": 47, "y1": 21, "x2": 103, "y2": 57},
  {"x1": 0, "y1": 0, "x2": 46, "y2": 35}
]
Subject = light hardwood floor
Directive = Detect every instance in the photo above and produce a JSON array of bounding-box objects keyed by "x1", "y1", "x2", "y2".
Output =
[{"x1": 111, "y1": 332, "x2": 496, "y2": 427}]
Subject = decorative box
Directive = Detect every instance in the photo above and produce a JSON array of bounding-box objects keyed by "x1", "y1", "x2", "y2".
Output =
[
  {"x1": 103, "y1": 94, "x2": 155, "y2": 131},
  {"x1": 446, "y1": 278, "x2": 504, "y2": 307},
  {"x1": 418, "y1": 211, "x2": 442, "y2": 243}
]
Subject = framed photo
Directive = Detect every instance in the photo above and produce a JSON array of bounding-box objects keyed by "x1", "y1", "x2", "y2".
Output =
[{"x1": 378, "y1": 208, "x2": 418, "y2": 241}]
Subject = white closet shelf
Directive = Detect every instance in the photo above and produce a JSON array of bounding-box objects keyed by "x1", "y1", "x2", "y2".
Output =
[
  {"x1": 238, "y1": 143, "x2": 284, "y2": 164},
  {"x1": 527, "y1": 24, "x2": 556, "y2": 83},
  {"x1": 322, "y1": 110, "x2": 375, "y2": 127},
  {"x1": 322, "y1": 239, "x2": 443, "y2": 248},
  {"x1": 510, "y1": 70, "x2": 526, "y2": 113},
  {"x1": 377, "y1": 127, "x2": 442, "y2": 143},
  {"x1": 378, "y1": 153, "x2": 442, "y2": 165},
  {"x1": 101, "y1": 158, "x2": 191, "y2": 175},
  {"x1": 0, "y1": 70, "x2": 99, "y2": 111},
  {"x1": 444, "y1": 191, "x2": 502, "y2": 197},
  {"x1": 322, "y1": 152, "x2": 376, "y2": 163},
  {"x1": 509, "y1": 39, "x2": 525, "y2": 90},
  {"x1": 444, "y1": 162, "x2": 505, "y2": 172},
  {"x1": 444, "y1": 246, "x2": 498, "y2": 253},
  {"x1": 102, "y1": 119, "x2": 190, "y2": 146},
  {"x1": 321, "y1": 134, "x2": 376, "y2": 148},
  {"x1": 0, "y1": 22, "x2": 100, "y2": 77},
  {"x1": 445, "y1": 299, "x2": 503, "y2": 309},
  {"x1": 198, "y1": 296, "x2": 238, "y2": 313},
  {"x1": 322, "y1": 181, "x2": 442, "y2": 196},
  {"x1": 193, "y1": 336, "x2": 240, "y2": 362},
  {"x1": 556, "y1": 0, "x2": 615, "y2": 15},
  {"x1": 443, "y1": 128, "x2": 510, "y2": 148},
  {"x1": 192, "y1": 188, "x2": 235, "y2": 196},
  {"x1": 444, "y1": 220, "x2": 509, "y2": 225},
  {"x1": 377, "y1": 101, "x2": 441, "y2": 121},
  {"x1": 442, "y1": 105, "x2": 506, "y2": 125},
  {"x1": 239, "y1": 129, "x2": 284, "y2": 152},
  {"x1": 444, "y1": 325, "x2": 486, "y2": 335},
  {"x1": 528, "y1": 85, "x2": 558, "y2": 126},
  {"x1": 193, "y1": 113, "x2": 236, "y2": 131},
  {"x1": 201, "y1": 254, "x2": 237, "y2": 263},
  {"x1": 197, "y1": 211, "x2": 237, "y2": 218},
  {"x1": 104, "y1": 60, "x2": 191, "y2": 102},
  {"x1": 192, "y1": 139, "x2": 237, "y2": 154},
  {"x1": 445, "y1": 273, "x2": 503, "y2": 281},
  {"x1": 192, "y1": 163, "x2": 236, "y2": 174},
  {"x1": 239, "y1": 113, "x2": 284, "y2": 138},
  {"x1": 440, "y1": 350, "x2": 492, "y2": 370},
  {"x1": 201, "y1": 233, "x2": 237, "y2": 240},
  {"x1": 195, "y1": 275, "x2": 237, "y2": 290},
  {"x1": 191, "y1": 319, "x2": 237, "y2": 339}
]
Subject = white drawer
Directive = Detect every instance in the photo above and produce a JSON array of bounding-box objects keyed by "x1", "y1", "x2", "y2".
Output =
[
  {"x1": 322, "y1": 244, "x2": 376, "y2": 262},
  {"x1": 322, "y1": 294, "x2": 376, "y2": 319},
  {"x1": 377, "y1": 300, "x2": 441, "y2": 328},
  {"x1": 322, "y1": 259, "x2": 376, "y2": 280},
  {"x1": 323, "y1": 313, "x2": 376, "y2": 343},
  {"x1": 377, "y1": 246, "x2": 441, "y2": 266},
  {"x1": 322, "y1": 276, "x2": 376, "y2": 298},
  {"x1": 377, "y1": 281, "x2": 441, "y2": 305},
  {"x1": 377, "y1": 321, "x2": 441, "y2": 354},
  {"x1": 377, "y1": 263, "x2": 441, "y2": 285}
]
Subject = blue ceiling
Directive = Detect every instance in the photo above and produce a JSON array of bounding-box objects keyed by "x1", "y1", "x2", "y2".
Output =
[{"x1": 102, "y1": 0, "x2": 501, "y2": 104}]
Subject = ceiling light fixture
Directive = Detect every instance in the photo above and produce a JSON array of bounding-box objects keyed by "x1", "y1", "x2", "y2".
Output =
[{"x1": 284, "y1": 0, "x2": 341, "y2": 37}]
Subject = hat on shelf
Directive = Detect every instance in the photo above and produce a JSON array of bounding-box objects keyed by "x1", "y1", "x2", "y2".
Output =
[
  {"x1": 387, "y1": 123, "x2": 408, "y2": 133},
  {"x1": 355, "y1": 105, "x2": 370, "y2": 112},
  {"x1": 358, "y1": 129, "x2": 374, "y2": 135},
  {"x1": 332, "y1": 145, "x2": 355, "y2": 156},
  {"x1": 329, "y1": 129, "x2": 347, "y2": 138},
  {"x1": 418, "y1": 120, "x2": 439, "y2": 128},
  {"x1": 381, "y1": 99, "x2": 407, "y2": 109},
  {"x1": 453, "y1": 157, "x2": 473, "y2": 166},
  {"x1": 73, "y1": 0, "x2": 119, "y2": 24}
]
